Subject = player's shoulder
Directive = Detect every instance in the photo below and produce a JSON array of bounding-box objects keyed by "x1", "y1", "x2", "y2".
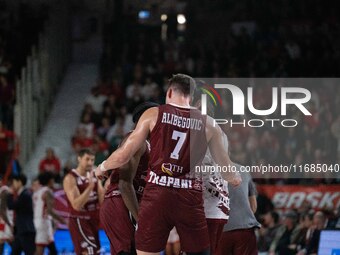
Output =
[
  {"x1": 143, "y1": 105, "x2": 159, "y2": 117},
  {"x1": 63, "y1": 171, "x2": 76, "y2": 185}
]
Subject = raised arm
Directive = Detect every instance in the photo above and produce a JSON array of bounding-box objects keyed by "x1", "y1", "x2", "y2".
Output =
[
  {"x1": 206, "y1": 116, "x2": 241, "y2": 186},
  {"x1": 63, "y1": 174, "x2": 94, "y2": 211},
  {"x1": 96, "y1": 107, "x2": 158, "y2": 176}
]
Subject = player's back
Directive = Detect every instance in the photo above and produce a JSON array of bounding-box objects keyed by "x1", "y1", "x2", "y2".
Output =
[{"x1": 147, "y1": 103, "x2": 207, "y2": 190}]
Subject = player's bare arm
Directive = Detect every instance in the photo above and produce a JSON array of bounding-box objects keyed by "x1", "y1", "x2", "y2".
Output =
[
  {"x1": 206, "y1": 115, "x2": 241, "y2": 186},
  {"x1": 45, "y1": 190, "x2": 66, "y2": 224},
  {"x1": 0, "y1": 189, "x2": 11, "y2": 227},
  {"x1": 97, "y1": 174, "x2": 105, "y2": 205},
  {"x1": 63, "y1": 173, "x2": 94, "y2": 211},
  {"x1": 96, "y1": 107, "x2": 158, "y2": 176},
  {"x1": 119, "y1": 141, "x2": 146, "y2": 221}
]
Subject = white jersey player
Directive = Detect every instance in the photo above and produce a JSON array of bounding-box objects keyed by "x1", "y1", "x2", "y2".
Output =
[
  {"x1": 33, "y1": 172, "x2": 65, "y2": 255},
  {"x1": 203, "y1": 132, "x2": 231, "y2": 254},
  {"x1": 0, "y1": 184, "x2": 14, "y2": 244}
]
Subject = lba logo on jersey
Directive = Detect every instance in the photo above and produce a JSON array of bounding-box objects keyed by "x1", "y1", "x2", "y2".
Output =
[{"x1": 199, "y1": 83, "x2": 312, "y2": 128}]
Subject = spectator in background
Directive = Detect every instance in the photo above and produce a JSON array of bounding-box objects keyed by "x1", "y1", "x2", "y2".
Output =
[
  {"x1": 103, "y1": 94, "x2": 119, "y2": 111},
  {"x1": 106, "y1": 117, "x2": 127, "y2": 150},
  {"x1": 101, "y1": 105, "x2": 116, "y2": 126},
  {"x1": 7, "y1": 174, "x2": 36, "y2": 255},
  {"x1": 78, "y1": 113, "x2": 95, "y2": 139},
  {"x1": 38, "y1": 148, "x2": 61, "y2": 183},
  {"x1": 297, "y1": 211, "x2": 327, "y2": 255},
  {"x1": 126, "y1": 79, "x2": 142, "y2": 99},
  {"x1": 0, "y1": 121, "x2": 15, "y2": 175},
  {"x1": 269, "y1": 211, "x2": 302, "y2": 255},
  {"x1": 81, "y1": 103, "x2": 98, "y2": 125},
  {"x1": 96, "y1": 117, "x2": 112, "y2": 140},
  {"x1": 258, "y1": 211, "x2": 280, "y2": 254},
  {"x1": 119, "y1": 106, "x2": 133, "y2": 132},
  {"x1": 85, "y1": 87, "x2": 107, "y2": 114},
  {"x1": 92, "y1": 135, "x2": 109, "y2": 166},
  {"x1": 297, "y1": 201, "x2": 312, "y2": 216},
  {"x1": 217, "y1": 167, "x2": 261, "y2": 255},
  {"x1": 292, "y1": 212, "x2": 314, "y2": 254},
  {"x1": 72, "y1": 127, "x2": 94, "y2": 150},
  {"x1": 142, "y1": 77, "x2": 158, "y2": 100}
]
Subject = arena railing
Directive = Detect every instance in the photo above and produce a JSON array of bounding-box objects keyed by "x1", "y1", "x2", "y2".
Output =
[{"x1": 14, "y1": 0, "x2": 71, "y2": 165}]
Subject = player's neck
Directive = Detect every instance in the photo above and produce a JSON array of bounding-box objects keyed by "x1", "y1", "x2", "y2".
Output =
[
  {"x1": 167, "y1": 97, "x2": 191, "y2": 108},
  {"x1": 75, "y1": 167, "x2": 86, "y2": 176}
]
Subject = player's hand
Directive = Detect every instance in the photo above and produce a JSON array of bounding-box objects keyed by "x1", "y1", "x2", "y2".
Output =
[
  {"x1": 87, "y1": 171, "x2": 95, "y2": 189},
  {"x1": 95, "y1": 163, "x2": 111, "y2": 180},
  {"x1": 94, "y1": 165, "x2": 105, "y2": 180}
]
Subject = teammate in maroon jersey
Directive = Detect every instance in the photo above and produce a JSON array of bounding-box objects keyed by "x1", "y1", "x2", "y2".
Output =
[
  {"x1": 96, "y1": 74, "x2": 241, "y2": 255},
  {"x1": 63, "y1": 149, "x2": 105, "y2": 255},
  {"x1": 100, "y1": 102, "x2": 158, "y2": 255}
]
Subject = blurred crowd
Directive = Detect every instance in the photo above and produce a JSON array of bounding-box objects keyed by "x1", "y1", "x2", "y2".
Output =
[
  {"x1": 256, "y1": 203, "x2": 340, "y2": 255},
  {"x1": 0, "y1": 0, "x2": 48, "y2": 175}
]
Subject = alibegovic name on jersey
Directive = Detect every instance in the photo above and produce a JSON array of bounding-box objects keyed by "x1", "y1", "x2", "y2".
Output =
[{"x1": 161, "y1": 112, "x2": 203, "y2": 131}]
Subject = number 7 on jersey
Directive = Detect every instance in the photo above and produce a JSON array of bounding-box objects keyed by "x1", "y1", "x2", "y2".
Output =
[{"x1": 170, "y1": 130, "x2": 187, "y2": 160}]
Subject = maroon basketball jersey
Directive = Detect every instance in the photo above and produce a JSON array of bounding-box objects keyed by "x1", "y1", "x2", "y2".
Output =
[
  {"x1": 147, "y1": 104, "x2": 207, "y2": 190},
  {"x1": 105, "y1": 137, "x2": 150, "y2": 202},
  {"x1": 67, "y1": 169, "x2": 99, "y2": 219}
]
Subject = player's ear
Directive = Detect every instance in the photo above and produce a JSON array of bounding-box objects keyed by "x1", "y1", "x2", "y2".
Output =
[{"x1": 168, "y1": 88, "x2": 172, "y2": 98}]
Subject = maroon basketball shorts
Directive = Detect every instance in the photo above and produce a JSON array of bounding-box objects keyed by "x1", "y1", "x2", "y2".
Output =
[
  {"x1": 100, "y1": 196, "x2": 135, "y2": 255},
  {"x1": 135, "y1": 185, "x2": 210, "y2": 253},
  {"x1": 68, "y1": 216, "x2": 100, "y2": 255},
  {"x1": 216, "y1": 228, "x2": 258, "y2": 255},
  {"x1": 206, "y1": 218, "x2": 227, "y2": 255}
]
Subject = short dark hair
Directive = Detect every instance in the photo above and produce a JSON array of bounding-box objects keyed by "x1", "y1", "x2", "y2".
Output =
[
  {"x1": 38, "y1": 172, "x2": 54, "y2": 186},
  {"x1": 168, "y1": 74, "x2": 196, "y2": 97},
  {"x1": 78, "y1": 148, "x2": 95, "y2": 157},
  {"x1": 11, "y1": 173, "x2": 27, "y2": 186}
]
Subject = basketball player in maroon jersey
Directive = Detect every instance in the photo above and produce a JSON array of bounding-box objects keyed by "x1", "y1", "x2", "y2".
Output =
[
  {"x1": 96, "y1": 74, "x2": 241, "y2": 255},
  {"x1": 100, "y1": 102, "x2": 158, "y2": 255},
  {"x1": 63, "y1": 149, "x2": 105, "y2": 255}
]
